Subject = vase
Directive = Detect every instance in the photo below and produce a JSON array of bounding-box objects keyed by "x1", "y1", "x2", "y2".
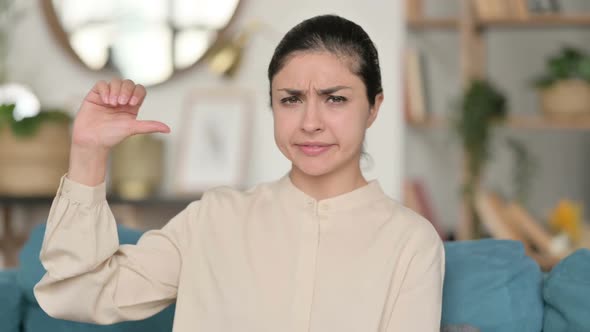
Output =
[
  {"x1": 111, "y1": 134, "x2": 164, "y2": 200},
  {"x1": 0, "y1": 121, "x2": 70, "y2": 196},
  {"x1": 540, "y1": 79, "x2": 590, "y2": 118}
]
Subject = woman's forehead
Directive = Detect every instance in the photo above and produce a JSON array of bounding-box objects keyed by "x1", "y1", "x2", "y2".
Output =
[{"x1": 273, "y1": 52, "x2": 362, "y2": 89}]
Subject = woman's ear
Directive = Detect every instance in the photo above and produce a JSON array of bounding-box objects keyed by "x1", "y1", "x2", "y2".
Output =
[{"x1": 367, "y1": 93, "x2": 384, "y2": 128}]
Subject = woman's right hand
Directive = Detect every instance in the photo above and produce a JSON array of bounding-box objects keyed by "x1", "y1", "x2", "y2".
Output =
[
  {"x1": 73, "y1": 79, "x2": 169, "y2": 149},
  {"x1": 68, "y1": 79, "x2": 170, "y2": 186}
]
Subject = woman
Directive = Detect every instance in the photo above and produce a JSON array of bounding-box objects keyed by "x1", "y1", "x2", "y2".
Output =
[{"x1": 35, "y1": 14, "x2": 444, "y2": 331}]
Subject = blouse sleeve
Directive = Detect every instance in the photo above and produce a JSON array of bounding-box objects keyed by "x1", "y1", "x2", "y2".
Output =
[
  {"x1": 386, "y1": 225, "x2": 446, "y2": 331},
  {"x1": 34, "y1": 175, "x2": 197, "y2": 325}
]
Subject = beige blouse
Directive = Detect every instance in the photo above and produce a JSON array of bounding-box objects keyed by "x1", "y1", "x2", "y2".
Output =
[{"x1": 34, "y1": 174, "x2": 445, "y2": 332}]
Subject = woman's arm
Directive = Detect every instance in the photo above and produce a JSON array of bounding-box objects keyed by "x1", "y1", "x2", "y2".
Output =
[
  {"x1": 34, "y1": 175, "x2": 196, "y2": 324},
  {"x1": 386, "y1": 226, "x2": 446, "y2": 331}
]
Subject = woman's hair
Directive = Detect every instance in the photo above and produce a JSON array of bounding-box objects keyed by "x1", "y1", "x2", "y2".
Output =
[{"x1": 268, "y1": 14, "x2": 383, "y2": 107}]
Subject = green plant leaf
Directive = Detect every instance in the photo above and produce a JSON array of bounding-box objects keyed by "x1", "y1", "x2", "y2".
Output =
[
  {"x1": 577, "y1": 57, "x2": 590, "y2": 82},
  {"x1": 0, "y1": 103, "x2": 16, "y2": 131},
  {"x1": 0, "y1": 103, "x2": 71, "y2": 137},
  {"x1": 452, "y1": 79, "x2": 508, "y2": 223},
  {"x1": 10, "y1": 115, "x2": 41, "y2": 137},
  {"x1": 535, "y1": 46, "x2": 590, "y2": 87}
]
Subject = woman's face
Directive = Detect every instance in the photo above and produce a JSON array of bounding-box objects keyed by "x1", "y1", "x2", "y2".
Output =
[{"x1": 271, "y1": 51, "x2": 383, "y2": 178}]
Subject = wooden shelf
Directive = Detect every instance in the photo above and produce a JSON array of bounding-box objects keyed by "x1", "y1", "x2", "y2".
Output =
[
  {"x1": 407, "y1": 17, "x2": 458, "y2": 30},
  {"x1": 408, "y1": 14, "x2": 590, "y2": 31},
  {"x1": 479, "y1": 14, "x2": 590, "y2": 28},
  {"x1": 407, "y1": 114, "x2": 590, "y2": 130},
  {"x1": 505, "y1": 114, "x2": 590, "y2": 130},
  {"x1": 406, "y1": 115, "x2": 447, "y2": 129}
]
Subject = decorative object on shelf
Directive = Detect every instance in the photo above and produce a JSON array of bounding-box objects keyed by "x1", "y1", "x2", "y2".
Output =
[
  {"x1": 528, "y1": 0, "x2": 560, "y2": 14},
  {"x1": 534, "y1": 47, "x2": 590, "y2": 118},
  {"x1": 451, "y1": 79, "x2": 507, "y2": 238},
  {"x1": 42, "y1": 0, "x2": 241, "y2": 86},
  {"x1": 548, "y1": 199, "x2": 584, "y2": 245},
  {"x1": 207, "y1": 21, "x2": 259, "y2": 78},
  {"x1": 0, "y1": 85, "x2": 71, "y2": 196},
  {"x1": 206, "y1": 20, "x2": 281, "y2": 78},
  {"x1": 175, "y1": 88, "x2": 253, "y2": 195},
  {"x1": 111, "y1": 134, "x2": 165, "y2": 200}
]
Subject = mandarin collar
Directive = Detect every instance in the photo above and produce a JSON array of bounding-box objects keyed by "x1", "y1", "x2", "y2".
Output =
[{"x1": 277, "y1": 173, "x2": 386, "y2": 212}]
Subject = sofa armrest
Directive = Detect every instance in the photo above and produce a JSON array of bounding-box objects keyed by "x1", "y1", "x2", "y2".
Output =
[{"x1": 0, "y1": 269, "x2": 24, "y2": 332}]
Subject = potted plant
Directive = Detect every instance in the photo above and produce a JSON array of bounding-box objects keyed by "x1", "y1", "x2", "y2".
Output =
[
  {"x1": 0, "y1": 102, "x2": 71, "y2": 196},
  {"x1": 534, "y1": 47, "x2": 590, "y2": 118},
  {"x1": 452, "y1": 79, "x2": 507, "y2": 238}
]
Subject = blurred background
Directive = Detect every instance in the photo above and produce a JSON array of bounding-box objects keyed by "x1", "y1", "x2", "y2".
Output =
[
  {"x1": 0, "y1": 0, "x2": 589, "y2": 272},
  {"x1": 0, "y1": 0, "x2": 403, "y2": 268}
]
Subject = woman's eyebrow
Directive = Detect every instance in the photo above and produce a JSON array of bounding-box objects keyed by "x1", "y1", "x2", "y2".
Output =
[
  {"x1": 316, "y1": 86, "x2": 352, "y2": 95},
  {"x1": 276, "y1": 88, "x2": 304, "y2": 96},
  {"x1": 276, "y1": 86, "x2": 352, "y2": 95}
]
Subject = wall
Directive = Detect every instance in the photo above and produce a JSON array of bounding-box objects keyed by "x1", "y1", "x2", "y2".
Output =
[
  {"x1": 406, "y1": 0, "x2": 590, "y2": 232},
  {"x1": 6, "y1": 0, "x2": 404, "y2": 199}
]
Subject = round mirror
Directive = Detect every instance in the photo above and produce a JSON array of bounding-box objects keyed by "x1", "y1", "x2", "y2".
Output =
[{"x1": 43, "y1": 0, "x2": 241, "y2": 86}]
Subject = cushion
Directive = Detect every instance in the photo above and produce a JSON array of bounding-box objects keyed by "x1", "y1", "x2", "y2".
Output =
[
  {"x1": 17, "y1": 223, "x2": 142, "y2": 303},
  {"x1": 24, "y1": 302, "x2": 175, "y2": 332},
  {"x1": 441, "y1": 324, "x2": 480, "y2": 332},
  {"x1": 543, "y1": 248, "x2": 590, "y2": 331},
  {"x1": 442, "y1": 239, "x2": 543, "y2": 332},
  {"x1": 0, "y1": 269, "x2": 23, "y2": 332}
]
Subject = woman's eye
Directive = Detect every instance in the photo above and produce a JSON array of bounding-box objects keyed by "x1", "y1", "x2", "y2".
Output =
[
  {"x1": 280, "y1": 96, "x2": 301, "y2": 104},
  {"x1": 327, "y1": 95, "x2": 347, "y2": 103}
]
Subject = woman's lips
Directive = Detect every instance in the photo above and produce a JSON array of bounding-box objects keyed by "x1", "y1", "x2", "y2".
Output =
[{"x1": 297, "y1": 144, "x2": 333, "y2": 156}]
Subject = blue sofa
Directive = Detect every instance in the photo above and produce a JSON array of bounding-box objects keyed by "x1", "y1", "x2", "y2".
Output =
[
  {"x1": 1, "y1": 224, "x2": 589, "y2": 332},
  {"x1": 0, "y1": 224, "x2": 175, "y2": 332}
]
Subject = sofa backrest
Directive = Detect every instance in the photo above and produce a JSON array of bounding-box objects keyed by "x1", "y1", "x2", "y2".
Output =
[
  {"x1": 442, "y1": 239, "x2": 544, "y2": 332},
  {"x1": 543, "y1": 248, "x2": 590, "y2": 331},
  {"x1": 0, "y1": 269, "x2": 23, "y2": 332}
]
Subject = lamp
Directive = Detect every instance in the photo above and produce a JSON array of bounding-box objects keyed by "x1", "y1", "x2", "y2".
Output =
[{"x1": 206, "y1": 20, "x2": 277, "y2": 78}]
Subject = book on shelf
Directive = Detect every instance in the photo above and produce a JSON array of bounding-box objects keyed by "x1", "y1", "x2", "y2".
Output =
[
  {"x1": 474, "y1": 0, "x2": 530, "y2": 20},
  {"x1": 403, "y1": 178, "x2": 446, "y2": 240},
  {"x1": 403, "y1": 47, "x2": 428, "y2": 124},
  {"x1": 405, "y1": 0, "x2": 423, "y2": 21}
]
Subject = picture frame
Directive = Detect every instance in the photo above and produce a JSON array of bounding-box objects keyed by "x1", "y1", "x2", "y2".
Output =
[{"x1": 174, "y1": 88, "x2": 254, "y2": 195}]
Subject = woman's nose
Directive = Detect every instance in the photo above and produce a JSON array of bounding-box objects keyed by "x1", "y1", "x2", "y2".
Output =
[{"x1": 301, "y1": 102, "x2": 324, "y2": 133}]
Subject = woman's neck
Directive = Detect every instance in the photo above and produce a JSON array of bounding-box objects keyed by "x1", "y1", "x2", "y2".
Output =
[{"x1": 289, "y1": 165, "x2": 368, "y2": 201}]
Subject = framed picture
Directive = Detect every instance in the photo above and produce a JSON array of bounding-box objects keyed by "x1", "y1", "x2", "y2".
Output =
[{"x1": 175, "y1": 88, "x2": 253, "y2": 195}]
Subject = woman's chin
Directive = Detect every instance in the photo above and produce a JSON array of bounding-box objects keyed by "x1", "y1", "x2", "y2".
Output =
[{"x1": 292, "y1": 162, "x2": 334, "y2": 178}]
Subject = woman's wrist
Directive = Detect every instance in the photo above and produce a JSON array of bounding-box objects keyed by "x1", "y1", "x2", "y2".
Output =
[{"x1": 67, "y1": 145, "x2": 109, "y2": 186}]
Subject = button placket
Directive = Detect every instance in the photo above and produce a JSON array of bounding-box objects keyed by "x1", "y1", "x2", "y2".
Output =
[{"x1": 291, "y1": 197, "x2": 320, "y2": 331}]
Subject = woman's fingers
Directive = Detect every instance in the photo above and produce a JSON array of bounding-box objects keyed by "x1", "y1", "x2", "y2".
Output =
[
  {"x1": 130, "y1": 84, "x2": 146, "y2": 106},
  {"x1": 94, "y1": 80, "x2": 110, "y2": 105},
  {"x1": 88, "y1": 78, "x2": 145, "y2": 107},
  {"x1": 109, "y1": 78, "x2": 122, "y2": 106},
  {"x1": 119, "y1": 79, "x2": 135, "y2": 105}
]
